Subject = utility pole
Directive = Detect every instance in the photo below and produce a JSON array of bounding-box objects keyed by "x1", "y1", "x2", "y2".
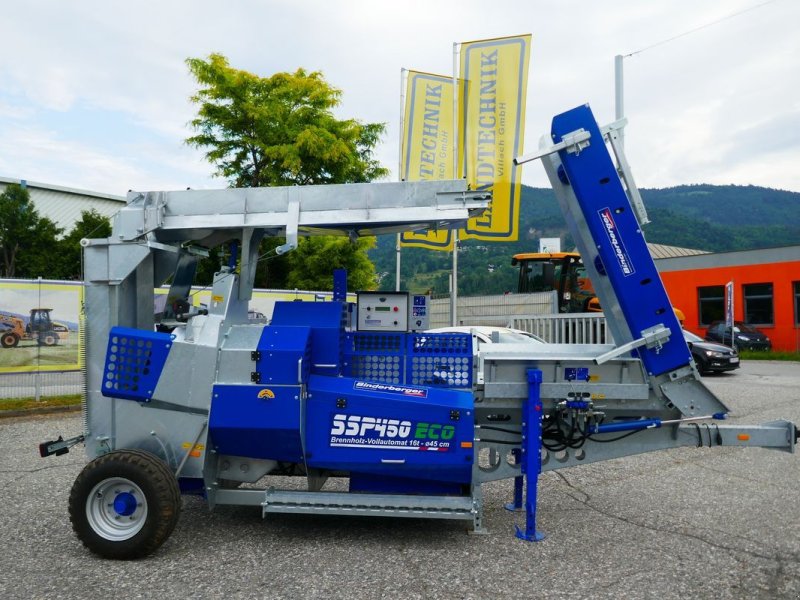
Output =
[{"x1": 615, "y1": 54, "x2": 624, "y2": 148}]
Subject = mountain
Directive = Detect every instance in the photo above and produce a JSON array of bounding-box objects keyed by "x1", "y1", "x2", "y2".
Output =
[{"x1": 369, "y1": 184, "x2": 800, "y2": 294}]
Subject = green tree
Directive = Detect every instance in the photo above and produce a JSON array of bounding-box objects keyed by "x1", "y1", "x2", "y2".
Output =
[
  {"x1": 0, "y1": 184, "x2": 63, "y2": 278},
  {"x1": 185, "y1": 53, "x2": 387, "y2": 289},
  {"x1": 56, "y1": 209, "x2": 112, "y2": 280},
  {"x1": 286, "y1": 236, "x2": 376, "y2": 291},
  {"x1": 186, "y1": 53, "x2": 388, "y2": 187}
]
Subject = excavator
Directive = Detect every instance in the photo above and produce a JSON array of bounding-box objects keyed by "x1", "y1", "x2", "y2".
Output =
[{"x1": 0, "y1": 308, "x2": 68, "y2": 348}]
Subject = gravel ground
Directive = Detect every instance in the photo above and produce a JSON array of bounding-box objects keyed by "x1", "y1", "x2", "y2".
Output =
[{"x1": 1, "y1": 361, "x2": 798, "y2": 599}]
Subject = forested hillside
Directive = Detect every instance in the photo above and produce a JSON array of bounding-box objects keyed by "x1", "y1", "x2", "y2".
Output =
[{"x1": 369, "y1": 184, "x2": 800, "y2": 294}]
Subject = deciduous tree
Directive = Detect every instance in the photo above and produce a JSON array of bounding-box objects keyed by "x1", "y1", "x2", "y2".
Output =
[
  {"x1": 185, "y1": 53, "x2": 387, "y2": 289},
  {"x1": 186, "y1": 53, "x2": 387, "y2": 187},
  {"x1": 0, "y1": 184, "x2": 63, "y2": 278},
  {"x1": 56, "y1": 209, "x2": 112, "y2": 280}
]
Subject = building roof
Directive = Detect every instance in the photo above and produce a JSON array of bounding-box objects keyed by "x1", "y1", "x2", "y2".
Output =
[
  {"x1": 647, "y1": 243, "x2": 709, "y2": 259},
  {"x1": 0, "y1": 176, "x2": 127, "y2": 234},
  {"x1": 0, "y1": 176, "x2": 126, "y2": 202},
  {"x1": 655, "y1": 244, "x2": 800, "y2": 272}
]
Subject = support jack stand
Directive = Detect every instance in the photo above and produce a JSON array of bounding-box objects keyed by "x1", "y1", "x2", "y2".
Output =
[{"x1": 514, "y1": 369, "x2": 545, "y2": 542}]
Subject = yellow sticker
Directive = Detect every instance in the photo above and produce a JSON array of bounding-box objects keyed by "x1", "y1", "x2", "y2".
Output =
[
  {"x1": 589, "y1": 375, "x2": 601, "y2": 382},
  {"x1": 211, "y1": 295, "x2": 223, "y2": 303},
  {"x1": 257, "y1": 388, "x2": 275, "y2": 399},
  {"x1": 591, "y1": 393, "x2": 606, "y2": 400},
  {"x1": 181, "y1": 442, "x2": 205, "y2": 458}
]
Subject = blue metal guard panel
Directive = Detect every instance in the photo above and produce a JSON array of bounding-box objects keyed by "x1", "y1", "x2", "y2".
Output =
[
  {"x1": 255, "y1": 326, "x2": 312, "y2": 384},
  {"x1": 344, "y1": 332, "x2": 405, "y2": 384},
  {"x1": 101, "y1": 327, "x2": 174, "y2": 401},
  {"x1": 271, "y1": 301, "x2": 346, "y2": 376},
  {"x1": 343, "y1": 332, "x2": 473, "y2": 388},
  {"x1": 408, "y1": 333, "x2": 472, "y2": 388}
]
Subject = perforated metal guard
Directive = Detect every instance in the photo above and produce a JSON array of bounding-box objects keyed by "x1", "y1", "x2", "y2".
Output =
[
  {"x1": 409, "y1": 333, "x2": 472, "y2": 388},
  {"x1": 344, "y1": 332, "x2": 404, "y2": 384},
  {"x1": 343, "y1": 332, "x2": 472, "y2": 388},
  {"x1": 101, "y1": 327, "x2": 174, "y2": 401}
]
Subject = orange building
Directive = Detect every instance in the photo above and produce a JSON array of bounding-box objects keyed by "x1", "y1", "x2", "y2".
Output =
[{"x1": 655, "y1": 245, "x2": 800, "y2": 352}]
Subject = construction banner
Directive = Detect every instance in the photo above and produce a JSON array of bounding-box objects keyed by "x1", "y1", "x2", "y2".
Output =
[
  {"x1": 0, "y1": 280, "x2": 82, "y2": 373},
  {"x1": 399, "y1": 70, "x2": 456, "y2": 251},
  {"x1": 459, "y1": 34, "x2": 531, "y2": 242}
]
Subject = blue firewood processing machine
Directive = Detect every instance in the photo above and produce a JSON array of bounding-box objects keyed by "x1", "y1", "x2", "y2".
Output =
[{"x1": 41, "y1": 105, "x2": 798, "y2": 559}]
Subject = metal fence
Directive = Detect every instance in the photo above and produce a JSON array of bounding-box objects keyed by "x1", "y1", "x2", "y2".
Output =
[
  {"x1": 511, "y1": 313, "x2": 610, "y2": 344},
  {"x1": 0, "y1": 371, "x2": 83, "y2": 400},
  {"x1": 429, "y1": 291, "x2": 557, "y2": 328}
]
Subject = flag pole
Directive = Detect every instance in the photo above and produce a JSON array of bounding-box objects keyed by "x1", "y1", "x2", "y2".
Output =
[
  {"x1": 396, "y1": 68, "x2": 407, "y2": 292},
  {"x1": 450, "y1": 43, "x2": 459, "y2": 326}
]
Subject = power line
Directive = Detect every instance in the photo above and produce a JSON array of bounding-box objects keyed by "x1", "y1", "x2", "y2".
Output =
[{"x1": 625, "y1": 0, "x2": 780, "y2": 57}]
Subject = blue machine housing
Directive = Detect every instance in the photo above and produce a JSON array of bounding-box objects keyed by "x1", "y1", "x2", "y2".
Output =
[
  {"x1": 209, "y1": 383, "x2": 304, "y2": 463},
  {"x1": 305, "y1": 374, "x2": 474, "y2": 485},
  {"x1": 270, "y1": 301, "x2": 345, "y2": 377},
  {"x1": 253, "y1": 325, "x2": 311, "y2": 385}
]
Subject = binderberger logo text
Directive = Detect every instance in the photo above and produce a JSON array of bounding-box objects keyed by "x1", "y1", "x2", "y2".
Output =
[
  {"x1": 598, "y1": 208, "x2": 635, "y2": 276},
  {"x1": 353, "y1": 381, "x2": 427, "y2": 398}
]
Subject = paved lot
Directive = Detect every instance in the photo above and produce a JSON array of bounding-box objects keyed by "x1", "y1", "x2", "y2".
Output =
[{"x1": 1, "y1": 361, "x2": 799, "y2": 599}]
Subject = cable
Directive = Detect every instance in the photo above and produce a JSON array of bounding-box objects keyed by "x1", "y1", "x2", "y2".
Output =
[
  {"x1": 588, "y1": 429, "x2": 645, "y2": 443},
  {"x1": 477, "y1": 425, "x2": 522, "y2": 435},
  {"x1": 692, "y1": 423, "x2": 703, "y2": 447},
  {"x1": 625, "y1": 0, "x2": 779, "y2": 57}
]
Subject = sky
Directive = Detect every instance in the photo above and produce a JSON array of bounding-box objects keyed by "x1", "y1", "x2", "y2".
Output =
[{"x1": 1, "y1": 0, "x2": 798, "y2": 197}]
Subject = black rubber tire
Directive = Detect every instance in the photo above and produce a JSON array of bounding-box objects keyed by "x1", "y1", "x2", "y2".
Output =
[
  {"x1": 68, "y1": 449, "x2": 181, "y2": 559},
  {"x1": 39, "y1": 331, "x2": 58, "y2": 346},
  {"x1": 1, "y1": 332, "x2": 19, "y2": 348},
  {"x1": 695, "y1": 359, "x2": 708, "y2": 376}
]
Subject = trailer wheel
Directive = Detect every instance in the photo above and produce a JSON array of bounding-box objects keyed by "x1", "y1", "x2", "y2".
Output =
[
  {"x1": 69, "y1": 449, "x2": 181, "y2": 559},
  {"x1": 1, "y1": 332, "x2": 19, "y2": 348}
]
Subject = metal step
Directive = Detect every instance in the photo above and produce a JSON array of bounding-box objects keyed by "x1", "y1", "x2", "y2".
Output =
[{"x1": 261, "y1": 488, "x2": 476, "y2": 521}]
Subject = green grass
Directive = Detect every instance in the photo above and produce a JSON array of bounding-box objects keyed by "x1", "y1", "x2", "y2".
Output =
[
  {"x1": 739, "y1": 350, "x2": 800, "y2": 361},
  {"x1": 0, "y1": 341, "x2": 80, "y2": 369},
  {"x1": 0, "y1": 394, "x2": 81, "y2": 412}
]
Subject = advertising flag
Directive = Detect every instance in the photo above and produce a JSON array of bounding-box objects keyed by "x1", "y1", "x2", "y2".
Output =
[
  {"x1": 399, "y1": 71, "x2": 456, "y2": 251},
  {"x1": 458, "y1": 34, "x2": 531, "y2": 241},
  {"x1": 725, "y1": 281, "x2": 734, "y2": 327}
]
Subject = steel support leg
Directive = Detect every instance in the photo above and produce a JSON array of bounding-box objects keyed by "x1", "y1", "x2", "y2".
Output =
[
  {"x1": 504, "y1": 450, "x2": 524, "y2": 512},
  {"x1": 515, "y1": 368, "x2": 545, "y2": 542}
]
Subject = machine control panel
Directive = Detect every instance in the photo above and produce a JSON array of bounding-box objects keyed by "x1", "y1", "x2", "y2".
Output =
[
  {"x1": 356, "y1": 292, "x2": 409, "y2": 332},
  {"x1": 409, "y1": 294, "x2": 431, "y2": 331}
]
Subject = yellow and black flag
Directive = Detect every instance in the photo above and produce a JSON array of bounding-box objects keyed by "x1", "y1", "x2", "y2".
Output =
[
  {"x1": 459, "y1": 34, "x2": 531, "y2": 242},
  {"x1": 399, "y1": 70, "x2": 456, "y2": 251}
]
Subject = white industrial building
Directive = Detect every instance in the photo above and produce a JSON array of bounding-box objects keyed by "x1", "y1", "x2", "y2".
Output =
[{"x1": 0, "y1": 176, "x2": 126, "y2": 234}]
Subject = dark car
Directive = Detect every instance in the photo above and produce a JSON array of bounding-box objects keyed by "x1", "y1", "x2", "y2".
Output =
[
  {"x1": 684, "y1": 330, "x2": 740, "y2": 375},
  {"x1": 705, "y1": 321, "x2": 772, "y2": 351}
]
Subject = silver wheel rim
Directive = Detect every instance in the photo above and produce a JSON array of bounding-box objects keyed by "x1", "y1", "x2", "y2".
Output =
[{"x1": 86, "y1": 477, "x2": 148, "y2": 541}]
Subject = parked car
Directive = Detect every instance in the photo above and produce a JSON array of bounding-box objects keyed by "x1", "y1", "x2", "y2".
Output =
[
  {"x1": 425, "y1": 326, "x2": 546, "y2": 350},
  {"x1": 705, "y1": 321, "x2": 771, "y2": 351},
  {"x1": 683, "y1": 329, "x2": 740, "y2": 375}
]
